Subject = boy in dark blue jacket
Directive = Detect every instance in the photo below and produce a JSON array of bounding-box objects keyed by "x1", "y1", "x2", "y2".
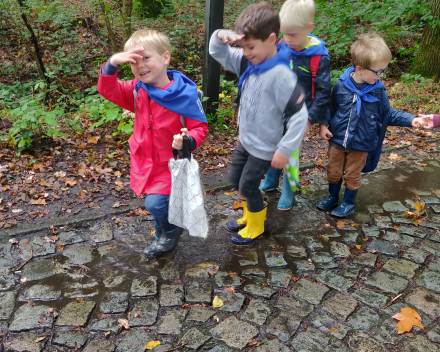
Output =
[
  {"x1": 317, "y1": 33, "x2": 426, "y2": 217},
  {"x1": 259, "y1": 0, "x2": 332, "y2": 210}
]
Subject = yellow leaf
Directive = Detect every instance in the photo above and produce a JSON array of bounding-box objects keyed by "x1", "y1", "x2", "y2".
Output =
[
  {"x1": 232, "y1": 201, "x2": 243, "y2": 210},
  {"x1": 213, "y1": 295, "x2": 223, "y2": 308},
  {"x1": 224, "y1": 192, "x2": 234, "y2": 196},
  {"x1": 414, "y1": 202, "x2": 425, "y2": 214},
  {"x1": 329, "y1": 327, "x2": 339, "y2": 332},
  {"x1": 144, "y1": 341, "x2": 161, "y2": 349},
  {"x1": 355, "y1": 245, "x2": 361, "y2": 249},
  {"x1": 392, "y1": 307, "x2": 424, "y2": 334}
]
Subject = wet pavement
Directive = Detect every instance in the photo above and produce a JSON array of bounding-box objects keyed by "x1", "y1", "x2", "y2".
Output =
[{"x1": 1, "y1": 147, "x2": 440, "y2": 351}]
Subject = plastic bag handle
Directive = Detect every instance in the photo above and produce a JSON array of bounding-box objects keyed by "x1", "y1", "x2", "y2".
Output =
[{"x1": 172, "y1": 135, "x2": 191, "y2": 160}]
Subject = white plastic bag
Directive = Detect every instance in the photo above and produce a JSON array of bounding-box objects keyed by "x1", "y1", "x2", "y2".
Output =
[{"x1": 168, "y1": 156, "x2": 208, "y2": 239}]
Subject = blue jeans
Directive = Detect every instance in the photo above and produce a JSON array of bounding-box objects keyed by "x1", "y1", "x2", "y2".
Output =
[{"x1": 144, "y1": 194, "x2": 176, "y2": 235}]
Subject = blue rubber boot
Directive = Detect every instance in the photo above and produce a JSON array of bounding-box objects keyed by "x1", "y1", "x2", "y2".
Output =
[
  {"x1": 277, "y1": 173, "x2": 295, "y2": 210},
  {"x1": 331, "y1": 188, "x2": 358, "y2": 218},
  {"x1": 259, "y1": 167, "x2": 282, "y2": 192},
  {"x1": 143, "y1": 227, "x2": 184, "y2": 260},
  {"x1": 317, "y1": 183, "x2": 342, "y2": 211}
]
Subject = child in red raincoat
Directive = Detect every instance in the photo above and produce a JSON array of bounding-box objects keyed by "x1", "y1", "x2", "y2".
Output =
[{"x1": 98, "y1": 29, "x2": 208, "y2": 259}]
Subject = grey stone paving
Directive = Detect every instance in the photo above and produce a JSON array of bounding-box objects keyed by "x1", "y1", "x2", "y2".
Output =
[{"x1": 3, "y1": 156, "x2": 440, "y2": 351}]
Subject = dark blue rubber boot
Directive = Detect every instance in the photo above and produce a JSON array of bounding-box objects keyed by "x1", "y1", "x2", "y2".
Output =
[
  {"x1": 331, "y1": 188, "x2": 358, "y2": 218},
  {"x1": 259, "y1": 167, "x2": 282, "y2": 192},
  {"x1": 317, "y1": 183, "x2": 342, "y2": 211},
  {"x1": 143, "y1": 227, "x2": 184, "y2": 259}
]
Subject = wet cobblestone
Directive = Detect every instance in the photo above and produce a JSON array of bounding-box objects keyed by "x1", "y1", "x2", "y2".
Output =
[{"x1": 2, "y1": 156, "x2": 440, "y2": 351}]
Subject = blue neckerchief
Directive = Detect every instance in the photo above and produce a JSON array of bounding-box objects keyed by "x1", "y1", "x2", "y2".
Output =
[
  {"x1": 135, "y1": 70, "x2": 207, "y2": 123},
  {"x1": 279, "y1": 34, "x2": 329, "y2": 58},
  {"x1": 339, "y1": 66, "x2": 384, "y2": 116},
  {"x1": 238, "y1": 46, "x2": 290, "y2": 92}
]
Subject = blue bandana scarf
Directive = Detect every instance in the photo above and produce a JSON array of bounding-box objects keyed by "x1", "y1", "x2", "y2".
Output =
[
  {"x1": 279, "y1": 34, "x2": 329, "y2": 58},
  {"x1": 136, "y1": 70, "x2": 207, "y2": 123},
  {"x1": 340, "y1": 66, "x2": 384, "y2": 116},
  {"x1": 238, "y1": 47, "x2": 290, "y2": 92}
]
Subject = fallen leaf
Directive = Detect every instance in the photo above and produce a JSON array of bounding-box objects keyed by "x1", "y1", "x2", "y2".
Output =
[
  {"x1": 54, "y1": 171, "x2": 66, "y2": 178},
  {"x1": 232, "y1": 201, "x2": 243, "y2": 210},
  {"x1": 64, "y1": 179, "x2": 77, "y2": 187},
  {"x1": 88, "y1": 136, "x2": 100, "y2": 144},
  {"x1": 9, "y1": 238, "x2": 19, "y2": 244},
  {"x1": 198, "y1": 263, "x2": 220, "y2": 275},
  {"x1": 392, "y1": 307, "x2": 424, "y2": 334},
  {"x1": 31, "y1": 199, "x2": 47, "y2": 205},
  {"x1": 329, "y1": 327, "x2": 340, "y2": 332},
  {"x1": 225, "y1": 272, "x2": 237, "y2": 276},
  {"x1": 58, "y1": 244, "x2": 65, "y2": 251},
  {"x1": 118, "y1": 318, "x2": 130, "y2": 330},
  {"x1": 223, "y1": 286, "x2": 236, "y2": 293},
  {"x1": 104, "y1": 331, "x2": 110, "y2": 338},
  {"x1": 213, "y1": 295, "x2": 223, "y2": 308},
  {"x1": 112, "y1": 202, "x2": 121, "y2": 208},
  {"x1": 34, "y1": 336, "x2": 46, "y2": 343},
  {"x1": 144, "y1": 341, "x2": 161, "y2": 350},
  {"x1": 20, "y1": 277, "x2": 27, "y2": 283},
  {"x1": 355, "y1": 245, "x2": 361, "y2": 249},
  {"x1": 224, "y1": 192, "x2": 234, "y2": 196},
  {"x1": 336, "y1": 220, "x2": 346, "y2": 229},
  {"x1": 393, "y1": 225, "x2": 400, "y2": 231},
  {"x1": 291, "y1": 276, "x2": 299, "y2": 282},
  {"x1": 414, "y1": 202, "x2": 425, "y2": 214}
]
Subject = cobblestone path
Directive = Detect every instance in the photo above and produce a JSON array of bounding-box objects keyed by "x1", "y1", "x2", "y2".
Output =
[{"x1": 1, "y1": 155, "x2": 440, "y2": 351}]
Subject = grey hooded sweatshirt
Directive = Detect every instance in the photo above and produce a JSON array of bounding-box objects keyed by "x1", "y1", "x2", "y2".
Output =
[{"x1": 209, "y1": 30, "x2": 308, "y2": 161}]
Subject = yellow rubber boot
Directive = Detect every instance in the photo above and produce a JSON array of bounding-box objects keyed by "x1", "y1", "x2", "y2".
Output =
[
  {"x1": 226, "y1": 200, "x2": 247, "y2": 232},
  {"x1": 230, "y1": 206, "x2": 267, "y2": 245}
]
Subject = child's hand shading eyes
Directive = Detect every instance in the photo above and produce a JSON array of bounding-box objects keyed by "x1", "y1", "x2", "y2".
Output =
[{"x1": 217, "y1": 30, "x2": 244, "y2": 44}]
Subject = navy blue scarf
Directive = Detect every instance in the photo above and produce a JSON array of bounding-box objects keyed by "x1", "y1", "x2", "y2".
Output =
[
  {"x1": 340, "y1": 66, "x2": 384, "y2": 116},
  {"x1": 238, "y1": 47, "x2": 290, "y2": 92},
  {"x1": 136, "y1": 70, "x2": 207, "y2": 123}
]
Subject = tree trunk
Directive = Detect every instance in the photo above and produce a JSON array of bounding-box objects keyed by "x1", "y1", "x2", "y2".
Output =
[
  {"x1": 99, "y1": 0, "x2": 119, "y2": 52},
  {"x1": 411, "y1": 0, "x2": 440, "y2": 81},
  {"x1": 16, "y1": 0, "x2": 50, "y2": 89},
  {"x1": 121, "y1": 0, "x2": 133, "y2": 41}
]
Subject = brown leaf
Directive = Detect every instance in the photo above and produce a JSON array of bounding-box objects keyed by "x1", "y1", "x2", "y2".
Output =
[
  {"x1": 118, "y1": 318, "x2": 130, "y2": 330},
  {"x1": 31, "y1": 199, "x2": 47, "y2": 205},
  {"x1": 104, "y1": 331, "x2": 110, "y2": 338},
  {"x1": 392, "y1": 307, "x2": 424, "y2": 334},
  {"x1": 34, "y1": 336, "x2": 46, "y2": 342},
  {"x1": 40, "y1": 180, "x2": 53, "y2": 187},
  {"x1": 223, "y1": 286, "x2": 236, "y2": 293},
  {"x1": 64, "y1": 179, "x2": 77, "y2": 187},
  {"x1": 329, "y1": 327, "x2": 340, "y2": 332},
  {"x1": 58, "y1": 244, "x2": 65, "y2": 251}
]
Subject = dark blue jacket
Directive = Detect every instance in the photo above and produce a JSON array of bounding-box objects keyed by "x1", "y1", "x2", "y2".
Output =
[
  {"x1": 329, "y1": 79, "x2": 415, "y2": 152},
  {"x1": 282, "y1": 36, "x2": 332, "y2": 125}
]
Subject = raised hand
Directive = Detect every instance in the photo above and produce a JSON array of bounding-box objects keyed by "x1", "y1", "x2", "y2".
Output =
[
  {"x1": 109, "y1": 47, "x2": 145, "y2": 66},
  {"x1": 217, "y1": 30, "x2": 245, "y2": 44}
]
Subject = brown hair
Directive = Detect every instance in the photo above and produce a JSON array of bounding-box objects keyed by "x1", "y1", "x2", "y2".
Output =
[
  {"x1": 233, "y1": 2, "x2": 280, "y2": 40},
  {"x1": 351, "y1": 32, "x2": 392, "y2": 68}
]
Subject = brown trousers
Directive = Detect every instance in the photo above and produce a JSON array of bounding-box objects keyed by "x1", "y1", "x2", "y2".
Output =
[{"x1": 326, "y1": 144, "x2": 368, "y2": 190}]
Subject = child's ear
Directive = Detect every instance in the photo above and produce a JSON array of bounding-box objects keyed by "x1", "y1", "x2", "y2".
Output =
[
  {"x1": 354, "y1": 65, "x2": 363, "y2": 74},
  {"x1": 269, "y1": 32, "x2": 277, "y2": 45},
  {"x1": 307, "y1": 22, "x2": 314, "y2": 33},
  {"x1": 163, "y1": 51, "x2": 171, "y2": 65}
]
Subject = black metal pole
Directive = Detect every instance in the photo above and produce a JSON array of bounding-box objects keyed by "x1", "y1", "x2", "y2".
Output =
[{"x1": 202, "y1": 0, "x2": 224, "y2": 116}]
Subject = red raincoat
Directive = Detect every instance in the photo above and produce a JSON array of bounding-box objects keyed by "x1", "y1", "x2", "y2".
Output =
[{"x1": 98, "y1": 68, "x2": 208, "y2": 197}]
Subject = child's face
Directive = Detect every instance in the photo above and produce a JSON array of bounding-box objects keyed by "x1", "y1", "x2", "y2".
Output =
[
  {"x1": 355, "y1": 61, "x2": 389, "y2": 85},
  {"x1": 238, "y1": 33, "x2": 277, "y2": 66},
  {"x1": 129, "y1": 42, "x2": 170, "y2": 87},
  {"x1": 281, "y1": 24, "x2": 313, "y2": 51}
]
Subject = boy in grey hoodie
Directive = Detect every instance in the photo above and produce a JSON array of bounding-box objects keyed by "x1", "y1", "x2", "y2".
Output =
[{"x1": 209, "y1": 1, "x2": 308, "y2": 246}]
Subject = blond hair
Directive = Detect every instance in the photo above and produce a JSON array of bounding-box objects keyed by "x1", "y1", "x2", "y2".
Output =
[
  {"x1": 280, "y1": 0, "x2": 315, "y2": 28},
  {"x1": 351, "y1": 32, "x2": 392, "y2": 68},
  {"x1": 124, "y1": 29, "x2": 172, "y2": 55}
]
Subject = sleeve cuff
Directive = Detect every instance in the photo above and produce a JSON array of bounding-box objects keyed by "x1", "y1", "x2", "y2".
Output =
[
  {"x1": 190, "y1": 136, "x2": 197, "y2": 151},
  {"x1": 101, "y1": 59, "x2": 119, "y2": 75}
]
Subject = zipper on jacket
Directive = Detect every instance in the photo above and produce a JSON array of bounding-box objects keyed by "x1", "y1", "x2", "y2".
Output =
[{"x1": 343, "y1": 93, "x2": 357, "y2": 148}]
